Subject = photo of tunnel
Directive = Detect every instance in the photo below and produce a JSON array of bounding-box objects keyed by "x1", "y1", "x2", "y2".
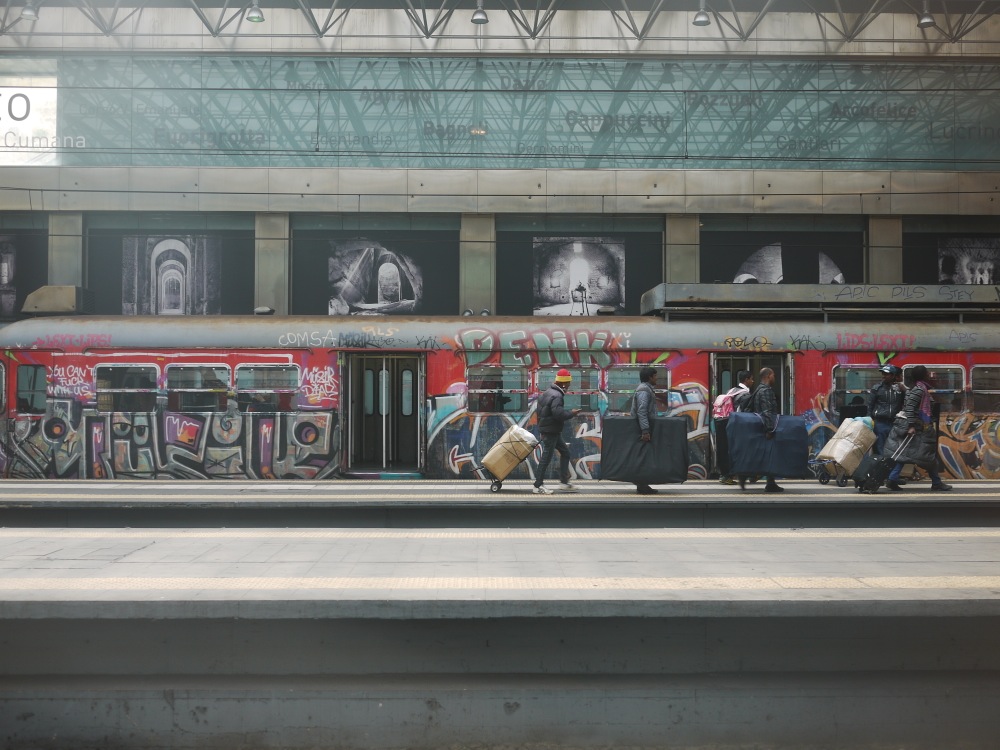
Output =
[{"x1": 532, "y1": 236, "x2": 626, "y2": 316}]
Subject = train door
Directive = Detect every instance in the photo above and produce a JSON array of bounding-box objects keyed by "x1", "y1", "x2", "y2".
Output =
[
  {"x1": 712, "y1": 353, "x2": 793, "y2": 415},
  {"x1": 343, "y1": 354, "x2": 424, "y2": 474}
]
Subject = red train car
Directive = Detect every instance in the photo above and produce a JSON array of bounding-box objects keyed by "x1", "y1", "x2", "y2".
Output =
[{"x1": 0, "y1": 315, "x2": 997, "y2": 480}]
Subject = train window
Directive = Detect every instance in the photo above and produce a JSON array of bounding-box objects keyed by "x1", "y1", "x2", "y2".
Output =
[
  {"x1": 16, "y1": 365, "x2": 47, "y2": 415},
  {"x1": 903, "y1": 365, "x2": 964, "y2": 413},
  {"x1": 606, "y1": 366, "x2": 669, "y2": 413},
  {"x1": 537, "y1": 367, "x2": 601, "y2": 412},
  {"x1": 166, "y1": 365, "x2": 230, "y2": 412},
  {"x1": 364, "y1": 369, "x2": 374, "y2": 415},
  {"x1": 971, "y1": 366, "x2": 1000, "y2": 412},
  {"x1": 235, "y1": 365, "x2": 299, "y2": 413},
  {"x1": 830, "y1": 366, "x2": 881, "y2": 418},
  {"x1": 95, "y1": 365, "x2": 158, "y2": 412},
  {"x1": 467, "y1": 365, "x2": 527, "y2": 413},
  {"x1": 401, "y1": 369, "x2": 414, "y2": 417}
]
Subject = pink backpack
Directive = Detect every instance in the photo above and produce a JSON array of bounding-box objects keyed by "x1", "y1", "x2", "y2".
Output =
[{"x1": 712, "y1": 390, "x2": 737, "y2": 420}]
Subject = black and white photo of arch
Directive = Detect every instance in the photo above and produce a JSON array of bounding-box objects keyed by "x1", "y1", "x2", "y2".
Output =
[
  {"x1": 532, "y1": 237, "x2": 626, "y2": 316},
  {"x1": 938, "y1": 237, "x2": 1000, "y2": 284},
  {"x1": 122, "y1": 235, "x2": 222, "y2": 315},
  {"x1": 291, "y1": 229, "x2": 459, "y2": 316},
  {"x1": 700, "y1": 231, "x2": 863, "y2": 284}
]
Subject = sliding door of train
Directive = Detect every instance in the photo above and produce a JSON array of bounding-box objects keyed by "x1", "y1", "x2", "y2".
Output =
[
  {"x1": 712, "y1": 353, "x2": 793, "y2": 415},
  {"x1": 344, "y1": 354, "x2": 424, "y2": 472}
]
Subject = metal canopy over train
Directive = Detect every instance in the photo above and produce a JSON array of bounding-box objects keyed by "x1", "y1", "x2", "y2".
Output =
[{"x1": 0, "y1": 312, "x2": 997, "y2": 481}]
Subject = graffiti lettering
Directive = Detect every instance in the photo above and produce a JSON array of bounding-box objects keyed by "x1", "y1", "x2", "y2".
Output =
[
  {"x1": 938, "y1": 286, "x2": 974, "y2": 302},
  {"x1": 361, "y1": 324, "x2": 399, "y2": 337},
  {"x1": 834, "y1": 286, "x2": 878, "y2": 301},
  {"x1": 949, "y1": 329, "x2": 978, "y2": 343},
  {"x1": 891, "y1": 285, "x2": 927, "y2": 301},
  {"x1": 33, "y1": 334, "x2": 112, "y2": 349},
  {"x1": 723, "y1": 336, "x2": 771, "y2": 351},
  {"x1": 836, "y1": 333, "x2": 916, "y2": 351},
  {"x1": 336, "y1": 332, "x2": 397, "y2": 349},
  {"x1": 414, "y1": 335, "x2": 446, "y2": 351},
  {"x1": 51, "y1": 363, "x2": 93, "y2": 398},
  {"x1": 460, "y1": 327, "x2": 617, "y2": 369},
  {"x1": 788, "y1": 334, "x2": 827, "y2": 352},
  {"x1": 459, "y1": 329, "x2": 496, "y2": 368},
  {"x1": 301, "y1": 366, "x2": 339, "y2": 404}
]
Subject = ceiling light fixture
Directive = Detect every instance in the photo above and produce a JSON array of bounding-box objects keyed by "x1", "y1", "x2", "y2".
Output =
[
  {"x1": 917, "y1": 1, "x2": 935, "y2": 28},
  {"x1": 692, "y1": 0, "x2": 711, "y2": 27},
  {"x1": 21, "y1": 2, "x2": 39, "y2": 21},
  {"x1": 246, "y1": 1, "x2": 265, "y2": 23},
  {"x1": 471, "y1": 0, "x2": 488, "y2": 25}
]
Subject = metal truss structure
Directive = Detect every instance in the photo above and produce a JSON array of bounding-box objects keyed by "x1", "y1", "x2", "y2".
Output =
[{"x1": 1, "y1": 0, "x2": 1000, "y2": 43}]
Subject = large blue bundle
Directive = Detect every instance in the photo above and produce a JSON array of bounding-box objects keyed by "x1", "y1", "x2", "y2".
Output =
[
  {"x1": 726, "y1": 412, "x2": 810, "y2": 478},
  {"x1": 600, "y1": 416, "x2": 689, "y2": 484}
]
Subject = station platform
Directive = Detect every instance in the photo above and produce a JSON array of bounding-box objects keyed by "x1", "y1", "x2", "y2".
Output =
[{"x1": 2, "y1": 479, "x2": 1000, "y2": 749}]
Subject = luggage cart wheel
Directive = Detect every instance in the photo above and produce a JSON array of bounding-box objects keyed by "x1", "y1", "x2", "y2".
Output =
[
  {"x1": 490, "y1": 480, "x2": 502, "y2": 493},
  {"x1": 818, "y1": 472, "x2": 830, "y2": 485},
  {"x1": 836, "y1": 474, "x2": 849, "y2": 488}
]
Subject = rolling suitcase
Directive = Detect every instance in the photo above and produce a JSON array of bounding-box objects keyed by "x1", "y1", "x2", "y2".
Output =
[{"x1": 853, "y1": 434, "x2": 914, "y2": 494}]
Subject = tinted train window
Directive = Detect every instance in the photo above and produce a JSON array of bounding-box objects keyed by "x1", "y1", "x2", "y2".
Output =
[
  {"x1": 972, "y1": 366, "x2": 1000, "y2": 412},
  {"x1": 166, "y1": 365, "x2": 230, "y2": 412},
  {"x1": 903, "y1": 365, "x2": 964, "y2": 413},
  {"x1": 96, "y1": 365, "x2": 158, "y2": 412},
  {"x1": 830, "y1": 366, "x2": 881, "y2": 418},
  {"x1": 16, "y1": 365, "x2": 46, "y2": 415},
  {"x1": 467, "y1": 366, "x2": 527, "y2": 413},
  {"x1": 537, "y1": 367, "x2": 601, "y2": 412},
  {"x1": 606, "y1": 366, "x2": 669, "y2": 413},
  {"x1": 235, "y1": 365, "x2": 298, "y2": 412}
]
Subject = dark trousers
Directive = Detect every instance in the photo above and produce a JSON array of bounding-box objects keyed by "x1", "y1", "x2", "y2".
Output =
[
  {"x1": 535, "y1": 432, "x2": 570, "y2": 487},
  {"x1": 873, "y1": 419, "x2": 892, "y2": 455},
  {"x1": 714, "y1": 417, "x2": 731, "y2": 476}
]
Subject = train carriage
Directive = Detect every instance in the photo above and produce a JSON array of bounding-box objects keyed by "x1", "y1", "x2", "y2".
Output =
[{"x1": 0, "y1": 315, "x2": 998, "y2": 481}]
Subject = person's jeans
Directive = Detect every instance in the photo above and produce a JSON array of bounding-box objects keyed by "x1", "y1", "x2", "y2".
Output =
[
  {"x1": 873, "y1": 419, "x2": 893, "y2": 455},
  {"x1": 535, "y1": 432, "x2": 570, "y2": 486}
]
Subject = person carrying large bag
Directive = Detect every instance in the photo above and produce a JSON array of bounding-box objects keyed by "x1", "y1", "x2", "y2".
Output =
[{"x1": 882, "y1": 365, "x2": 952, "y2": 492}]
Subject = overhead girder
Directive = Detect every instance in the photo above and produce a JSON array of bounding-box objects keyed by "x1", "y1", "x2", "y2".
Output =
[{"x1": 2, "y1": 0, "x2": 1000, "y2": 44}]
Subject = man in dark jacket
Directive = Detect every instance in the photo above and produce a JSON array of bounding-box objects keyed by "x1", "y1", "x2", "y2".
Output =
[
  {"x1": 533, "y1": 369, "x2": 581, "y2": 495},
  {"x1": 740, "y1": 366, "x2": 783, "y2": 493},
  {"x1": 867, "y1": 364, "x2": 905, "y2": 455},
  {"x1": 632, "y1": 366, "x2": 659, "y2": 495}
]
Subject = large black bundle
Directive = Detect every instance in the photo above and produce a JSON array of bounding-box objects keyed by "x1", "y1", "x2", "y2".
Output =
[
  {"x1": 883, "y1": 417, "x2": 938, "y2": 469},
  {"x1": 600, "y1": 416, "x2": 689, "y2": 484},
  {"x1": 726, "y1": 412, "x2": 810, "y2": 478}
]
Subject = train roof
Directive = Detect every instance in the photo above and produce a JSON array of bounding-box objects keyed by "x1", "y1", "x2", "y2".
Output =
[{"x1": 0, "y1": 315, "x2": 998, "y2": 354}]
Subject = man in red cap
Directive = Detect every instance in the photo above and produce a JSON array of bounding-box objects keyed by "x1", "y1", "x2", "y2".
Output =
[{"x1": 533, "y1": 368, "x2": 581, "y2": 494}]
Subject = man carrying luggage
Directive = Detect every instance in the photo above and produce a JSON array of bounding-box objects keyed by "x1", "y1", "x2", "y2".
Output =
[
  {"x1": 632, "y1": 366, "x2": 660, "y2": 495},
  {"x1": 740, "y1": 367, "x2": 784, "y2": 493},
  {"x1": 714, "y1": 369, "x2": 754, "y2": 485},
  {"x1": 867, "y1": 364, "x2": 905, "y2": 455},
  {"x1": 533, "y1": 369, "x2": 581, "y2": 495}
]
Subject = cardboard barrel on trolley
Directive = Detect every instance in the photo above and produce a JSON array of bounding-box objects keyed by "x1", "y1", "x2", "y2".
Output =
[{"x1": 474, "y1": 424, "x2": 539, "y2": 492}]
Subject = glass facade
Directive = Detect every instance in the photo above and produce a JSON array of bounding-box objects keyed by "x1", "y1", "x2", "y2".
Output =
[{"x1": 1, "y1": 56, "x2": 998, "y2": 170}]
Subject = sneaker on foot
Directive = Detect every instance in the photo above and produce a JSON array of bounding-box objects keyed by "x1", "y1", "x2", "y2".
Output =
[
  {"x1": 764, "y1": 483, "x2": 784, "y2": 493},
  {"x1": 886, "y1": 480, "x2": 903, "y2": 491},
  {"x1": 931, "y1": 483, "x2": 953, "y2": 492},
  {"x1": 636, "y1": 485, "x2": 658, "y2": 495},
  {"x1": 558, "y1": 482, "x2": 579, "y2": 493},
  {"x1": 719, "y1": 476, "x2": 736, "y2": 485},
  {"x1": 533, "y1": 485, "x2": 554, "y2": 495}
]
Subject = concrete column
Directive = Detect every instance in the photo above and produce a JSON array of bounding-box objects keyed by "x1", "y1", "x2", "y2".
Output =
[
  {"x1": 48, "y1": 212, "x2": 84, "y2": 286},
  {"x1": 255, "y1": 212, "x2": 290, "y2": 315},
  {"x1": 868, "y1": 216, "x2": 903, "y2": 284},
  {"x1": 459, "y1": 213, "x2": 495, "y2": 315},
  {"x1": 665, "y1": 214, "x2": 700, "y2": 283}
]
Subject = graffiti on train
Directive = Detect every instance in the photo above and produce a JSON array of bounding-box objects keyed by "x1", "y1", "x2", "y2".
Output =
[
  {"x1": 0, "y1": 400, "x2": 340, "y2": 480},
  {"x1": 458, "y1": 327, "x2": 634, "y2": 369}
]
